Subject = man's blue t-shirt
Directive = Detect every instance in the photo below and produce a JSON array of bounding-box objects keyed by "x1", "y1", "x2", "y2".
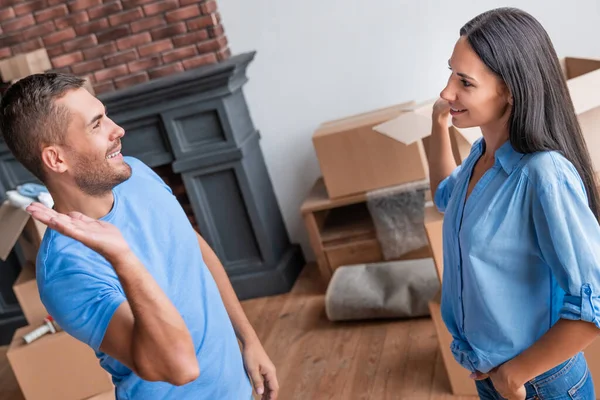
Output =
[{"x1": 36, "y1": 157, "x2": 252, "y2": 399}]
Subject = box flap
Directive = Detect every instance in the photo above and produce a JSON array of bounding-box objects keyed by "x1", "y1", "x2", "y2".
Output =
[
  {"x1": 567, "y1": 68, "x2": 600, "y2": 116},
  {"x1": 0, "y1": 201, "x2": 31, "y2": 261},
  {"x1": 373, "y1": 99, "x2": 482, "y2": 145},
  {"x1": 314, "y1": 101, "x2": 415, "y2": 137}
]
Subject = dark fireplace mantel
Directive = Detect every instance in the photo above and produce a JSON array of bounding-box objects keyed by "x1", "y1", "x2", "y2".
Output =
[{"x1": 0, "y1": 52, "x2": 305, "y2": 343}]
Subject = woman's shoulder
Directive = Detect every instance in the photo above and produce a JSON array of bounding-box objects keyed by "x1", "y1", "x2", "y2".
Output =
[{"x1": 521, "y1": 150, "x2": 583, "y2": 191}]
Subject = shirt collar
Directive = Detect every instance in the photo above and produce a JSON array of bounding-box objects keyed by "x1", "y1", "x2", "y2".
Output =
[{"x1": 479, "y1": 139, "x2": 525, "y2": 174}]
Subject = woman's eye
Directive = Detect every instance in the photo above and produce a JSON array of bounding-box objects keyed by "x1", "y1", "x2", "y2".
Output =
[{"x1": 461, "y1": 79, "x2": 472, "y2": 87}]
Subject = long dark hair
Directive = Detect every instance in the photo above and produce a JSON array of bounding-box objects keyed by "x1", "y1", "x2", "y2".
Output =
[{"x1": 460, "y1": 7, "x2": 600, "y2": 221}]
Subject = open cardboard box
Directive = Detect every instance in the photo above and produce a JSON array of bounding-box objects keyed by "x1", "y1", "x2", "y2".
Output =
[
  {"x1": 0, "y1": 201, "x2": 46, "y2": 263},
  {"x1": 375, "y1": 57, "x2": 600, "y2": 172},
  {"x1": 311, "y1": 100, "x2": 478, "y2": 199},
  {"x1": 12, "y1": 261, "x2": 48, "y2": 326},
  {"x1": 7, "y1": 325, "x2": 114, "y2": 400}
]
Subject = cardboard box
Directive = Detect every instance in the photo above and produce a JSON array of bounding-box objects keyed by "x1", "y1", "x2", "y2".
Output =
[
  {"x1": 0, "y1": 48, "x2": 51, "y2": 82},
  {"x1": 429, "y1": 292, "x2": 478, "y2": 396},
  {"x1": 13, "y1": 262, "x2": 48, "y2": 325},
  {"x1": 313, "y1": 100, "x2": 481, "y2": 199},
  {"x1": 424, "y1": 205, "x2": 444, "y2": 282},
  {"x1": 0, "y1": 201, "x2": 46, "y2": 263},
  {"x1": 7, "y1": 326, "x2": 113, "y2": 400}
]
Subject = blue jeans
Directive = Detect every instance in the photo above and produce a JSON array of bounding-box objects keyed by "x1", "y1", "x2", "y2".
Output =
[{"x1": 475, "y1": 352, "x2": 595, "y2": 399}]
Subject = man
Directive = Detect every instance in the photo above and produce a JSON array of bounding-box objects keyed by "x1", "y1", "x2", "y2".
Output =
[{"x1": 0, "y1": 73, "x2": 279, "y2": 399}]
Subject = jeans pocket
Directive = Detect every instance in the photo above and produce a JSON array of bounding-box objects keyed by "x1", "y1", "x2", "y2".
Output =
[
  {"x1": 568, "y1": 365, "x2": 593, "y2": 400},
  {"x1": 530, "y1": 353, "x2": 594, "y2": 399}
]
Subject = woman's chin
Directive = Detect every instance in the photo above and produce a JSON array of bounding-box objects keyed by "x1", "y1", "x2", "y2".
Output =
[{"x1": 451, "y1": 117, "x2": 477, "y2": 130}]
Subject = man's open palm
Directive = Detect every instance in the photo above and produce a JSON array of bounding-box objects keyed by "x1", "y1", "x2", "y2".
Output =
[{"x1": 27, "y1": 202, "x2": 129, "y2": 262}]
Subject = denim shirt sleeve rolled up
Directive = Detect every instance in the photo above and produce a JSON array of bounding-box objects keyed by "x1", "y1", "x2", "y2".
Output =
[
  {"x1": 435, "y1": 138, "x2": 600, "y2": 374},
  {"x1": 531, "y1": 171, "x2": 600, "y2": 329}
]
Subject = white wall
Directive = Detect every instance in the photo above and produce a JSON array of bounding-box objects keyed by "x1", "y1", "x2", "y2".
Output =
[{"x1": 218, "y1": 0, "x2": 600, "y2": 259}]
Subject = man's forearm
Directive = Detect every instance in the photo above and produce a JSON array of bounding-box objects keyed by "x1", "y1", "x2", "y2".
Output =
[
  {"x1": 110, "y1": 252, "x2": 199, "y2": 382},
  {"x1": 196, "y1": 233, "x2": 259, "y2": 345},
  {"x1": 501, "y1": 319, "x2": 598, "y2": 387}
]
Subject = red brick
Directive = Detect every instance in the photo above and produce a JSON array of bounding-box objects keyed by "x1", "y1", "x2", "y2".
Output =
[
  {"x1": 150, "y1": 22, "x2": 186, "y2": 41},
  {"x1": 71, "y1": 58, "x2": 105, "y2": 75},
  {"x1": 208, "y1": 24, "x2": 224, "y2": 38},
  {"x1": 104, "y1": 49, "x2": 138, "y2": 67},
  {"x1": 48, "y1": 0, "x2": 66, "y2": 5},
  {"x1": 55, "y1": 11, "x2": 88, "y2": 29},
  {"x1": 14, "y1": 0, "x2": 47, "y2": 16},
  {"x1": 93, "y1": 81, "x2": 115, "y2": 94},
  {"x1": 46, "y1": 45, "x2": 64, "y2": 58},
  {"x1": 43, "y1": 27, "x2": 76, "y2": 47},
  {"x1": 148, "y1": 62, "x2": 183, "y2": 79},
  {"x1": 0, "y1": 32, "x2": 20, "y2": 48},
  {"x1": 165, "y1": 5, "x2": 199, "y2": 23},
  {"x1": 88, "y1": 1, "x2": 123, "y2": 20},
  {"x1": 122, "y1": 0, "x2": 155, "y2": 9},
  {"x1": 34, "y1": 4, "x2": 67, "y2": 22},
  {"x1": 196, "y1": 36, "x2": 227, "y2": 54},
  {"x1": 143, "y1": 0, "x2": 178, "y2": 16},
  {"x1": 74, "y1": 18, "x2": 109, "y2": 35},
  {"x1": 138, "y1": 39, "x2": 172, "y2": 57},
  {"x1": 0, "y1": 47, "x2": 12, "y2": 59},
  {"x1": 2, "y1": 14, "x2": 35, "y2": 32},
  {"x1": 83, "y1": 42, "x2": 117, "y2": 60},
  {"x1": 67, "y1": 0, "x2": 102, "y2": 12},
  {"x1": 200, "y1": 0, "x2": 217, "y2": 15},
  {"x1": 85, "y1": 73, "x2": 96, "y2": 84},
  {"x1": 216, "y1": 47, "x2": 230, "y2": 61},
  {"x1": 0, "y1": 0, "x2": 18, "y2": 5},
  {"x1": 173, "y1": 30, "x2": 209, "y2": 47},
  {"x1": 11, "y1": 38, "x2": 43, "y2": 54},
  {"x1": 127, "y1": 55, "x2": 160, "y2": 73},
  {"x1": 182, "y1": 52, "x2": 217, "y2": 70},
  {"x1": 179, "y1": 0, "x2": 199, "y2": 5},
  {"x1": 162, "y1": 45, "x2": 196, "y2": 64},
  {"x1": 21, "y1": 21, "x2": 55, "y2": 40},
  {"x1": 52, "y1": 66, "x2": 72, "y2": 74},
  {"x1": 186, "y1": 14, "x2": 217, "y2": 31},
  {"x1": 94, "y1": 64, "x2": 128, "y2": 81},
  {"x1": 63, "y1": 35, "x2": 98, "y2": 53},
  {"x1": 115, "y1": 72, "x2": 149, "y2": 89},
  {"x1": 51, "y1": 51, "x2": 84, "y2": 68},
  {"x1": 108, "y1": 7, "x2": 144, "y2": 26},
  {"x1": 96, "y1": 26, "x2": 131, "y2": 44},
  {"x1": 116, "y1": 32, "x2": 151, "y2": 51},
  {"x1": 0, "y1": 7, "x2": 15, "y2": 20},
  {"x1": 131, "y1": 15, "x2": 166, "y2": 33}
]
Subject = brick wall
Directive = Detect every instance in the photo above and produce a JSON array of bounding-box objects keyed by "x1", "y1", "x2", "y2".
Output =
[{"x1": 0, "y1": 0, "x2": 230, "y2": 94}]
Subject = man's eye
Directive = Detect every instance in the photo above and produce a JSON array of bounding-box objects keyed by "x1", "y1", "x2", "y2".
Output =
[{"x1": 94, "y1": 120, "x2": 101, "y2": 129}]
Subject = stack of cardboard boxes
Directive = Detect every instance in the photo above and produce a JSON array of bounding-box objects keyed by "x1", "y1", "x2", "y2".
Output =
[
  {"x1": 0, "y1": 202, "x2": 114, "y2": 400},
  {"x1": 418, "y1": 57, "x2": 600, "y2": 397}
]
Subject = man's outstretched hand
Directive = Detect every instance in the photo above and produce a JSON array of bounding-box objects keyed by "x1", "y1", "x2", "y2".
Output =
[{"x1": 26, "y1": 202, "x2": 130, "y2": 263}]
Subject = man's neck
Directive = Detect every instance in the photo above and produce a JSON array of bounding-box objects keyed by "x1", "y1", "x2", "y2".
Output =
[{"x1": 49, "y1": 181, "x2": 115, "y2": 220}]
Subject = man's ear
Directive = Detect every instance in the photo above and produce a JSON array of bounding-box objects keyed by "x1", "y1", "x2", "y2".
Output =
[{"x1": 41, "y1": 145, "x2": 68, "y2": 175}]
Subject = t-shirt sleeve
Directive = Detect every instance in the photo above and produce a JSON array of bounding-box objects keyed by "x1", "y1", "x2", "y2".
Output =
[{"x1": 40, "y1": 263, "x2": 126, "y2": 353}]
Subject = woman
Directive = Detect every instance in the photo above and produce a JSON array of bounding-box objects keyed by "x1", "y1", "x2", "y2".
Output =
[{"x1": 429, "y1": 7, "x2": 600, "y2": 400}]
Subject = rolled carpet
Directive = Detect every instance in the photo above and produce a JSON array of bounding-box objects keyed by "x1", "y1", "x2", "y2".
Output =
[{"x1": 325, "y1": 258, "x2": 439, "y2": 322}]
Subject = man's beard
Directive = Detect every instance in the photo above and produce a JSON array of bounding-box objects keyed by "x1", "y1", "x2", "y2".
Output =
[{"x1": 71, "y1": 151, "x2": 132, "y2": 197}]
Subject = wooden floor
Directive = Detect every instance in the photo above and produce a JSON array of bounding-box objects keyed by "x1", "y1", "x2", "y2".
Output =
[{"x1": 0, "y1": 263, "x2": 476, "y2": 400}]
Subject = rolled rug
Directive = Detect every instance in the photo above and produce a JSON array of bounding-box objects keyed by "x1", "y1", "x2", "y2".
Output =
[{"x1": 325, "y1": 258, "x2": 439, "y2": 322}]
